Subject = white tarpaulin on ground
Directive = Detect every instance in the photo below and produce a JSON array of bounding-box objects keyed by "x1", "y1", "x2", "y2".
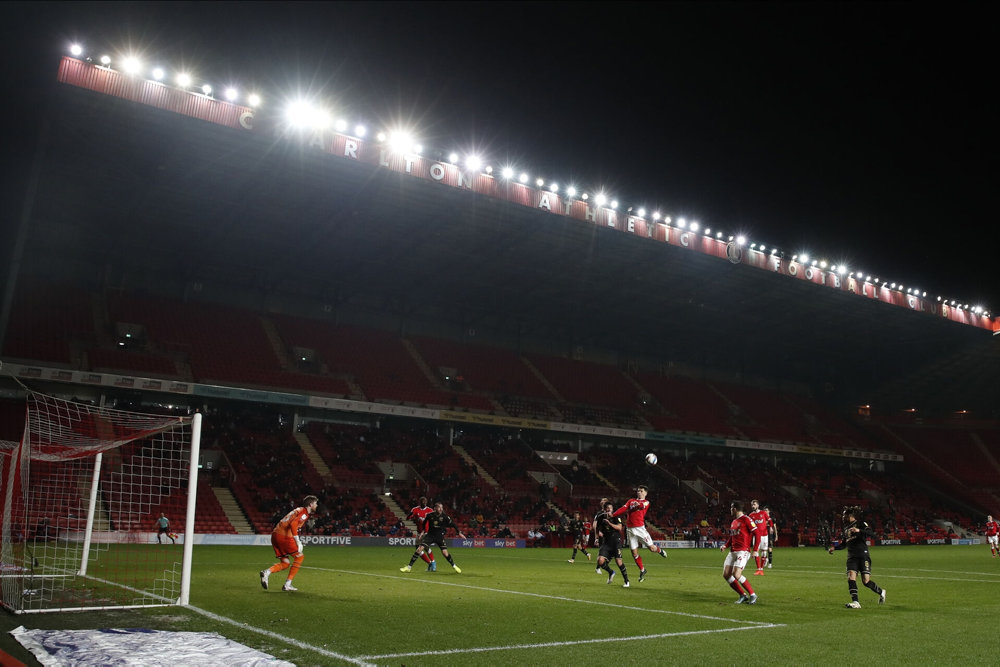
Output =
[{"x1": 10, "y1": 626, "x2": 295, "y2": 666}]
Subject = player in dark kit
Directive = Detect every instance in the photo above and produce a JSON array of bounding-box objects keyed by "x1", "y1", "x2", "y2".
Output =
[
  {"x1": 406, "y1": 496, "x2": 437, "y2": 571},
  {"x1": 594, "y1": 501, "x2": 631, "y2": 587},
  {"x1": 592, "y1": 497, "x2": 610, "y2": 574},
  {"x1": 401, "y1": 502, "x2": 466, "y2": 573},
  {"x1": 828, "y1": 505, "x2": 886, "y2": 608},
  {"x1": 567, "y1": 511, "x2": 592, "y2": 563}
]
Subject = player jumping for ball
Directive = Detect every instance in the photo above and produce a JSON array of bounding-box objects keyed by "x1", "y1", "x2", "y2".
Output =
[{"x1": 612, "y1": 485, "x2": 667, "y2": 582}]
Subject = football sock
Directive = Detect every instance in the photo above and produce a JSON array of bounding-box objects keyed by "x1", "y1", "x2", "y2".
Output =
[
  {"x1": 755, "y1": 555, "x2": 762, "y2": 569},
  {"x1": 580, "y1": 548, "x2": 589, "y2": 557},
  {"x1": 738, "y1": 575, "x2": 754, "y2": 595},
  {"x1": 727, "y1": 576, "x2": 745, "y2": 595},
  {"x1": 571, "y1": 548, "x2": 578, "y2": 559},
  {"x1": 864, "y1": 580, "x2": 882, "y2": 595},
  {"x1": 602, "y1": 563, "x2": 613, "y2": 574},
  {"x1": 408, "y1": 551, "x2": 420, "y2": 566},
  {"x1": 619, "y1": 564, "x2": 629, "y2": 583},
  {"x1": 848, "y1": 579, "x2": 859, "y2": 601},
  {"x1": 427, "y1": 551, "x2": 435, "y2": 562},
  {"x1": 445, "y1": 554, "x2": 455, "y2": 566},
  {"x1": 420, "y1": 552, "x2": 432, "y2": 564},
  {"x1": 287, "y1": 554, "x2": 304, "y2": 580},
  {"x1": 272, "y1": 562, "x2": 290, "y2": 574},
  {"x1": 634, "y1": 555, "x2": 644, "y2": 570}
]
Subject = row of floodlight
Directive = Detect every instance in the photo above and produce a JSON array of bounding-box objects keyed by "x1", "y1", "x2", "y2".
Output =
[
  {"x1": 69, "y1": 44, "x2": 262, "y2": 107},
  {"x1": 67, "y1": 43, "x2": 991, "y2": 318}
]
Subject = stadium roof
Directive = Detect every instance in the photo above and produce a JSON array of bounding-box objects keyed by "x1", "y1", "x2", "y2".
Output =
[{"x1": 6, "y1": 58, "x2": 999, "y2": 418}]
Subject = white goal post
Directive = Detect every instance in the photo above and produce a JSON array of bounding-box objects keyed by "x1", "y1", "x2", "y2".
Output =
[{"x1": 0, "y1": 391, "x2": 202, "y2": 613}]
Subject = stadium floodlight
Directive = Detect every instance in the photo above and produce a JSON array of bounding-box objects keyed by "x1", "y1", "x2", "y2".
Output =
[
  {"x1": 389, "y1": 130, "x2": 415, "y2": 153},
  {"x1": 152, "y1": 67, "x2": 165, "y2": 81},
  {"x1": 799, "y1": 253, "x2": 809, "y2": 263},
  {"x1": 706, "y1": 228, "x2": 714, "y2": 236},
  {"x1": 485, "y1": 165, "x2": 493, "y2": 174},
  {"x1": 581, "y1": 193, "x2": 589, "y2": 200},
  {"x1": 100, "y1": 54, "x2": 111, "y2": 66},
  {"x1": 248, "y1": 93, "x2": 261, "y2": 107},
  {"x1": 736, "y1": 235, "x2": 746, "y2": 245},
  {"x1": 866, "y1": 275, "x2": 871, "y2": 281},
  {"x1": 225, "y1": 87, "x2": 238, "y2": 101},
  {"x1": 819, "y1": 260, "x2": 827, "y2": 269},
  {"x1": 448, "y1": 152, "x2": 459, "y2": 164},
  {"x1": 550, "y1": 183, "x2": 559, "y2": 193},
  {"x1": 637, "y1": 208, "x2": 646, "y2": 217},
  {"x1": 758, "y1": 244, "x2": 764, "y2": 252},
  {"x1": 376, "y1": 131, "x2": 387, "y2": 142},
  {"x1": 567, "y1": 186, "x2": 577, "y2": 197},
  {"x1": 751, "y1": 243, "x2": 757, "y2": 249},
  {"x1": 70, "y1": 43, "x2": 83, "y2": 57},
  {"x1": 466, "y1": 155, "x2": 482, "y2": 172},
  {"x1": 122, "y1": 57, "x2": 141, "y2": 75},
  {"x1": 201, "y1": 84, "x2": 212, "y2": 95},
  {"x1": 335, "y1": 119, "x2": 348, "y2": 132},
  {"x1": 355, "y1": 124, "x2": 366, "y2": 137},
  {"x1": 177, "y1": 72, "x2": 192, "y2": 87},
  {"x1": 677, "y1": 218, "x2": 686, "y2": 228},
  {"x1": 594, "y1": 193, "x2": 607, "y2": 206},
  {"x1": 838, "y1": 265, "x2": 847, "y2": 275},
  {"x1": 652, "y1": 211, "x2": 661, "y2": 220},
  {"x1": 519, "y1": 172, "x2": 529, "y2": 183},
  {"x1": 611, "y1": 200, "x2": 618, "y2": 209},
  {"x1": 501, "y1": 166, "x2": 514, "y2": 179},
  {"x1": 536, "y1": 178, "x2": 545, "y2": 187},
  {"x1": 691, "y1": 221, "x2": 700, "y2": 232}
]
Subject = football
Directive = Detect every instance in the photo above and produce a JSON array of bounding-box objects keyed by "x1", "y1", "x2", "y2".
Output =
[{"x1": 645, "y1": 452, "x2": 658, "y2": 465}]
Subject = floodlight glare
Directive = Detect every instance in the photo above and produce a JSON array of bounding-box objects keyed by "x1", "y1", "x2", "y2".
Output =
[
  {"x1": 501, "y1": 167, "x2": 514, "y2": 179},
  {"x1": 485, "y1": 165, "x2": 493, "y2": 174},
  {"x1": 201, "y1": 84, "x2": 212, "y2": 95},
  {"x1": 799, "y1": 253, "x2": 809, "y2": 263},
  {"x1": 152, "y1": 67, "x2": 165, "y2": 81},
  {"x1": 566, "y1": 186, "x2": 577, "y2": 197},
  {"x1": 691, "y1": 222, "x2": 700, "y2": 232},
  {"x1": 225, "y1": 88, "x2": 238, "y2": 101},
  {"x1": 335, "y1": 119, "x2": 348, "y2": 132},
  {"x1": 677, "y1": 218, "x2": 686, "y2": 228},
  {"x1": 70, "y1": 44, "x2": 83, "y2": 57},
  {"x1": 100, "y1": 55, "x2": 111, "y2": 65},
  {"x1": 652, "y1": 211, "x2": 660, "y2": 220},
  {"x1": 637, "y1": 208, "x2": 646, "y2": 217},
  {"x1": 123, "y1": 57, "x2": 141, "y2": 75},
  {"x1": 519, "y1": 172, "x2": 529, "y2": 183},
  {"x1": 736, "y1": 235, "x2": 746, "y2": 245},
  {"x1": 389, "y1": 131, "x2": 414, "y2": 153},
  {"x1": 581, "y1": 193, "x2": 589, "y2": 201},
  {"x1": 536, "y1": 178, "x2": 544, "y2": 187},
  {"x1": 466, "y1": 155, "x2": 482, "y2": 172},
  {"x1": 594, "y1": 193, "x2": 607, "y2": 206},
  {"x1": 248, "y1": 93, "x2": 261, "y2": 107},
  {"x1": 355, "y1": 125, "x2": 366, "y2": 137},
  {"x1": 705, "y1": 228, "x2": 712, "y2": 235},
  {"x1": 376, "y1": 131, "x2": 387, "y2": 142},
  {"x1": 716, "y1": 231, "x2": 723, "y2": 238},
  {"x1": 610, "y1": 200, "x2": 618, "y2": 209},
  {"x1": 550, "y1": 183, "x2": 559, "y2": 193},
  {"x1": 448, "y1": 152, "x2": 459, "y2": 164},
  {"x1": 177, "y1": 73, "x2": 192, "y2": 87}
]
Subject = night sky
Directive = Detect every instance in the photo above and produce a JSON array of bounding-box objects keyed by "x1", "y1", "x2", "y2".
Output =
[{"x1": 3, "y1": 2, "x2": 997, "y2": 312}]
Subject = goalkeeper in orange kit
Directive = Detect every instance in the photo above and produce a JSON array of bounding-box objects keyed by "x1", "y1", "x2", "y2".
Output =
[{"x1": 260, "y1": 495, "x2": 318, "y2": 592}]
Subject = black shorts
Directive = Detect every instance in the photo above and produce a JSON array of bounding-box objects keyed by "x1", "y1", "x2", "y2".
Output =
[
  {"x1": 599, "y1": 543, "x2": 623, "y2": 561},
  {"x1": 573, "y1": 533, "x2": 586, "y2": 545},
  {"x1": 422, "y1": 533, "x2": 449, "y2": 549},
  {"x1": 846, "y1": 554, "x2": 871, "y2": 575}
]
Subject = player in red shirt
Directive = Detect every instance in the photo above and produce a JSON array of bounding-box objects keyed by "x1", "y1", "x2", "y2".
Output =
[
  {"x1": 612, "y1": 485, "x2": 667, "y2": 582},
  {"x1": 748, "y1": 499, "x2": 770, "y2": 575},
  {"x1": 720, "y1": 499, "x2": 757, "y2": 604},
  {"x1": 407, "y1": 497, "x2": 437, "y2": 571},
  {"x1": 260, "y1": 494, "x2": 318, "y2": 592},
  {"x1": 985, "y1": 514, "x2": 999, "y2": 558}
]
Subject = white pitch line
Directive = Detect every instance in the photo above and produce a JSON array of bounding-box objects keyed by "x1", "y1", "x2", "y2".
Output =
[
  {"x1": 183, "y1": 602, "x2": 373, "y2": 667},
  {"x1": 321, "y1": 567, "x2": 778, "y2": 627},
  {"x1": 362, "y1": 624, "x2": 782, "y2": 660}
]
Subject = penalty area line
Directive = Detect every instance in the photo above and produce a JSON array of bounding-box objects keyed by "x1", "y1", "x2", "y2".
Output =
[
  {"x1": 362, "y1": 624, "x2": 783, "y2": 660},
  {"x1": 184, "y1": 603, "x2": 373, "y2": 667}
]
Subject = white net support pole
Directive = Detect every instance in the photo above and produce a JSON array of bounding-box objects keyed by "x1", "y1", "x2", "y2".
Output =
[
  {"x1": 179, "y1": 412, "x2": 201, "y2": 605},
  {"x1": 77, "y1": 451, "x2": 102, "y2": 577}
]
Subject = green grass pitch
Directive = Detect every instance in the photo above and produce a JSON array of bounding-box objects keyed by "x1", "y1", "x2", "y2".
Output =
[{"x1": 2, "y1": 544, "x2": 998, "y2": 665}]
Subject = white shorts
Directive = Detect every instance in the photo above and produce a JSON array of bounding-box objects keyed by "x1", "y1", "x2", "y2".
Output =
[
  {"x1": 988, "y1": 535, "x2": 998, "y2": 546},
  {"x1": 626, "y1": 526, "x2": 654, "y2": 550},
  {"x1": 755, "y1": 535, "x2": 769, "y2": 552},
  {"x1": 725, "y1": 550, "x2": 751, "y2": 570}
]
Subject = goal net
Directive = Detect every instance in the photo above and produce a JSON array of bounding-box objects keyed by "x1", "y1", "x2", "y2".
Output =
[{"x1": 0, "y1": 391, "x2": 202, "y2": 613}]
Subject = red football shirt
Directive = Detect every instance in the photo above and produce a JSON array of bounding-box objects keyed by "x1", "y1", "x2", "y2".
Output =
[
  {"x1": 748, "y1": 509, "x2": 769, "y2": 537},
  {"x1": 409, "y1": 505, "x2": 435, "y2": 532},
  {"x1": 613, "y1": 498, "x2": 650, "y2": 528},
  {"x1": 985, "y1": 520, "x2": 999, "y2": 537},
  {"x1": 726, "y1": 514, "x2": 756, "y2": 552}
]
